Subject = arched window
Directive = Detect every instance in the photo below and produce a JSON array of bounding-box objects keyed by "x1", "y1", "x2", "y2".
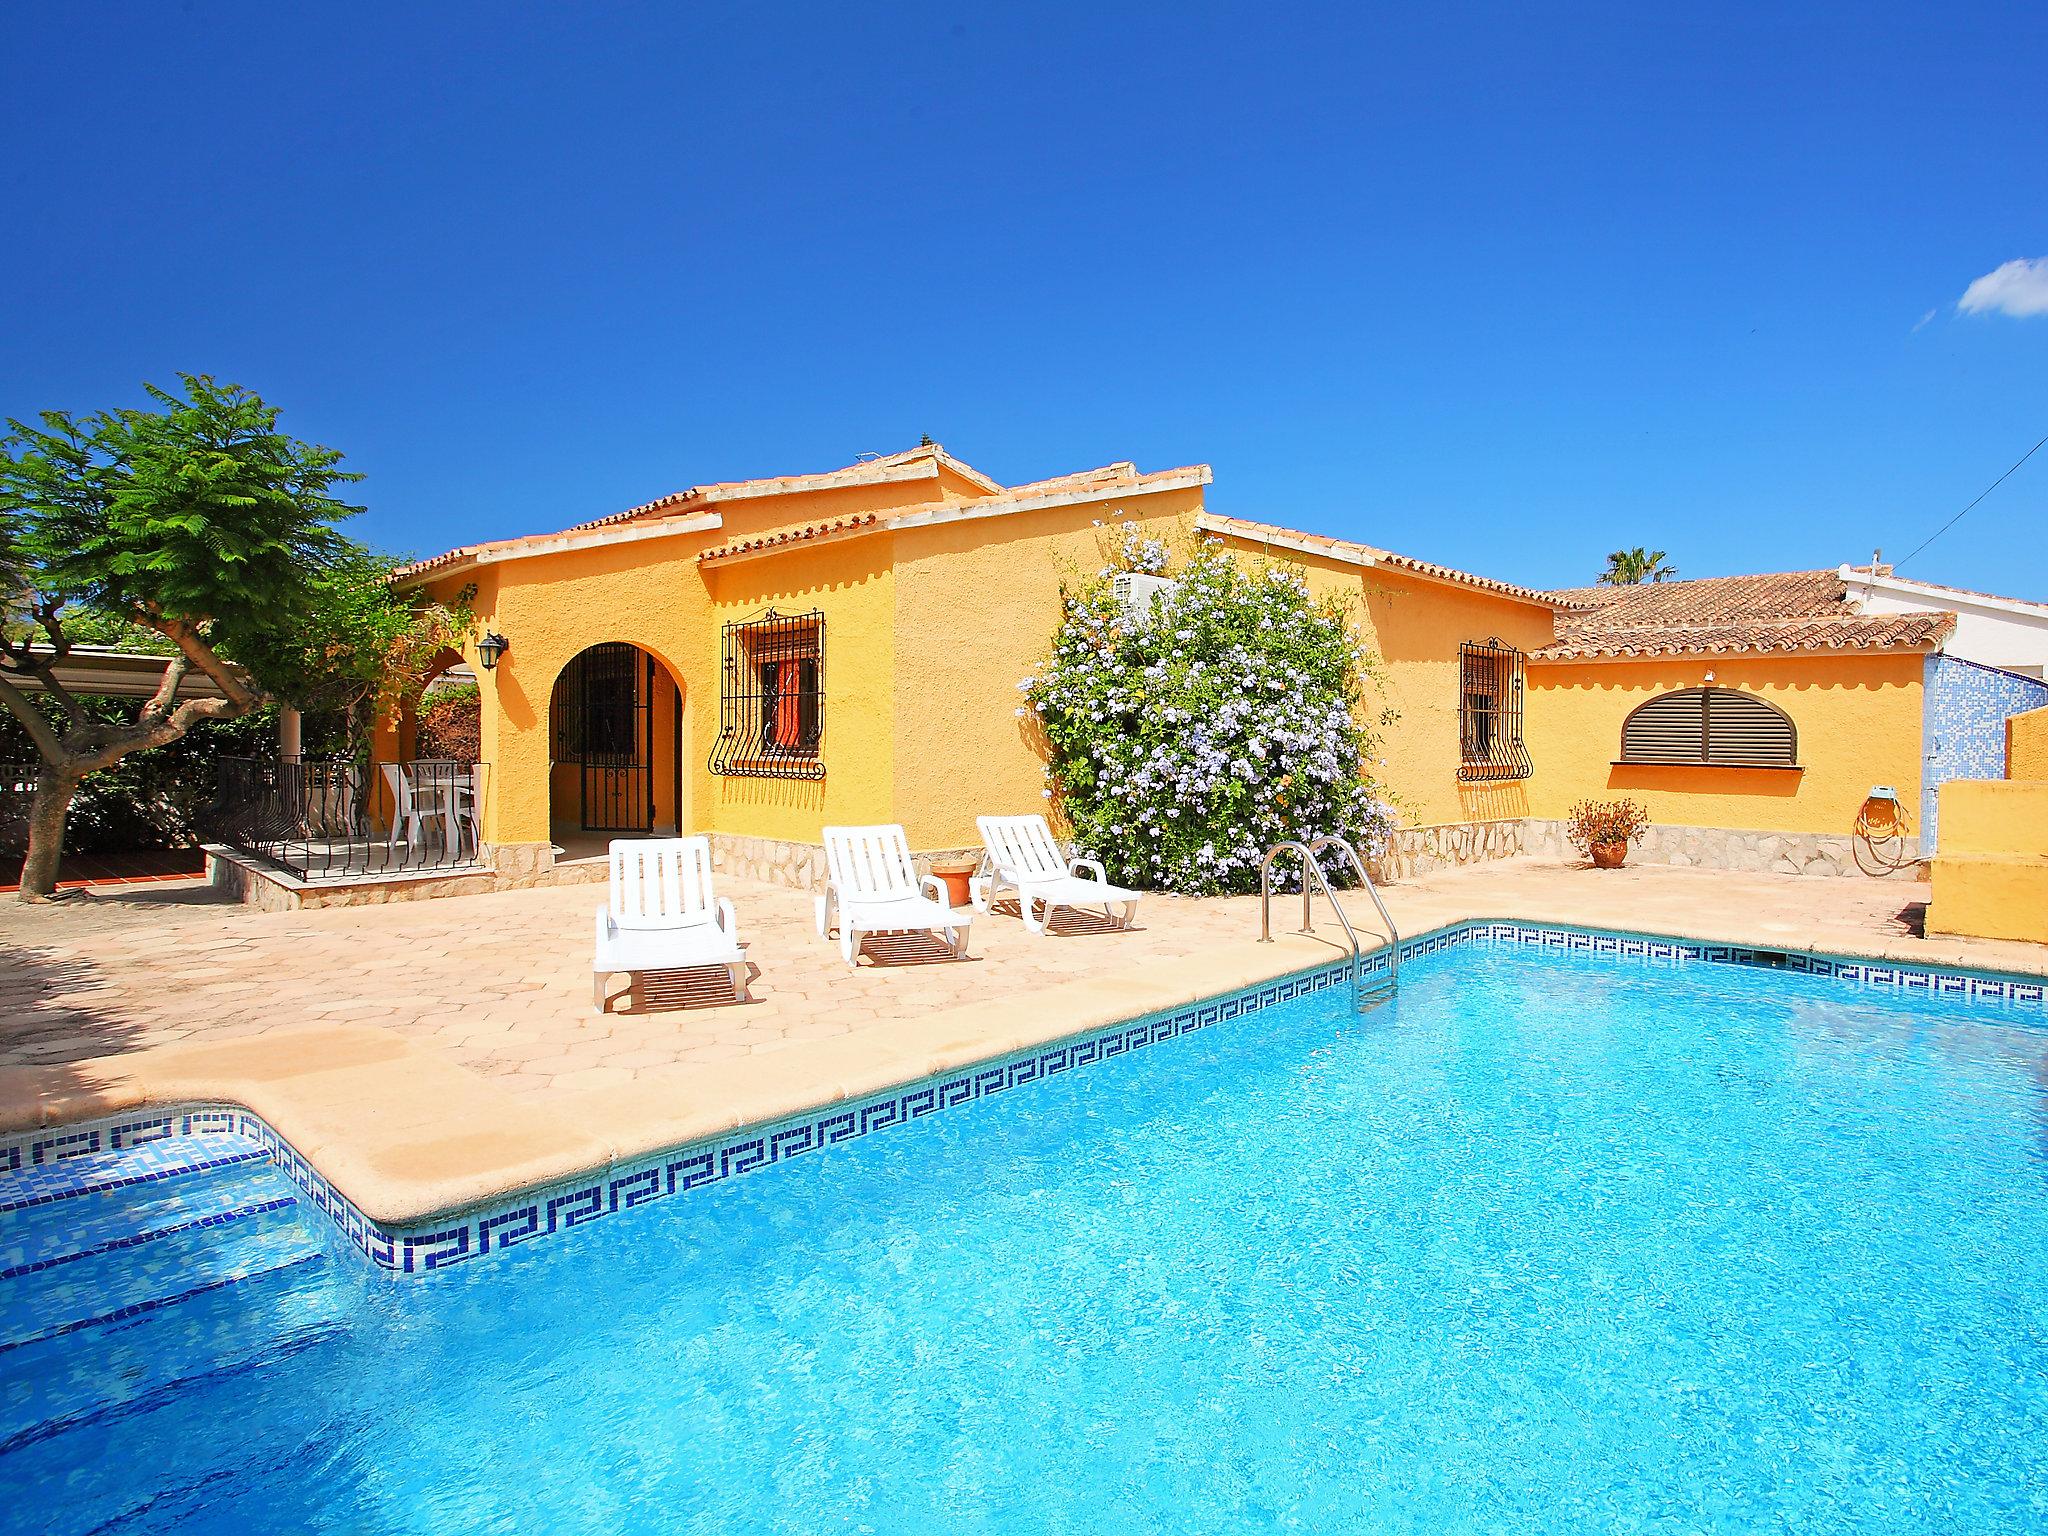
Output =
[{"x1": 1620, "y1": 688, "x2": 1797, "y2": 768}]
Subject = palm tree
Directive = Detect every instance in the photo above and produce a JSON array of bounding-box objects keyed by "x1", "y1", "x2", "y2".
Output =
[{"x1": 1599, "y1": 547, "x2": 1678, "y2": 585}]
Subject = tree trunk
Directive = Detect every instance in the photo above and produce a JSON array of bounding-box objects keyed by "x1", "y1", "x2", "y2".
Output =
[{"x1": 17, "y1": 770, "x2": 80, "y2": 902}]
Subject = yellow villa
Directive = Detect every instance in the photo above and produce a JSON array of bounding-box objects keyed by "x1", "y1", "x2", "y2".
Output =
[{"x1": 366, "y1": 441, "x2": 2043, "y2": 899}]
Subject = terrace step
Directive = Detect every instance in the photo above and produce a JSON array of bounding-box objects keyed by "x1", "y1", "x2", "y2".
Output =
[
  {"x1": 0, "y1": 1132, "x2": 269, "y2": 1216},
  {"x1": 0, "y1": 1138, "x2": 356, "y2": 1461},
  {"x1": 0, "y1": 1153, "x2": 294, "y2": 1276}
]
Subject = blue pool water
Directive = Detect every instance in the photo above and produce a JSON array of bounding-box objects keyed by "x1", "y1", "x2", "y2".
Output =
[{"x1": 5, "y1": 939, "x2": 2048, "y2": 1533}]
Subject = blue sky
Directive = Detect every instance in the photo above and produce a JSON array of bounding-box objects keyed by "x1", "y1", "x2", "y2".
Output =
[{"x1": 4, "y1": 3, "x2": 2045, "y2": 596}]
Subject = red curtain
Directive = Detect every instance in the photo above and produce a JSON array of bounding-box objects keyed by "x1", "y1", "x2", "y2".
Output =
[{"x1": 773, "y1": 659, "x2": 803, "y2": 748}]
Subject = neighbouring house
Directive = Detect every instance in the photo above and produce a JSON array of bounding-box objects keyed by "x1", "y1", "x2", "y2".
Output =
[
  {"x1": 199, "y1": 441, "x2": 2047, "y2": 903},
  {"x1": 1839, "y1": 563, "x2": 2048, "y2": 679},
  {"x1": 1532, "y1": 571, "x2": 2048, "y2": 863}
]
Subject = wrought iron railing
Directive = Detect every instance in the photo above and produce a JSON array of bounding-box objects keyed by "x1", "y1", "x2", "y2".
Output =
[{"x1": 204, "y1": 757, "x2": 488, "y2": 882}]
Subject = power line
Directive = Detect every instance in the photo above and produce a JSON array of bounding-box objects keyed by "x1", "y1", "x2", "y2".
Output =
[{"x1": 1894, "y1": 430, "x2": 2048, "y2": 572}]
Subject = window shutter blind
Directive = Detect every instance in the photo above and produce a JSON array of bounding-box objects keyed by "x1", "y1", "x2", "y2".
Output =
[
  {"x1": 1619, "y1": 688, "x2": 1796, "y2": 767},
  {"x1": 1703, "y1": 690, "x2": 1796, "y2": 766},
  {"x1": 1621, "y1": 691, "x2": 1707, "y2": 763}
]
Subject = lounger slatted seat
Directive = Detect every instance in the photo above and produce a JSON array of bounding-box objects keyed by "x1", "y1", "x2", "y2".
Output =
[
  {"x1": 972, "y1": 814, "x2": 1140, "y2": 935},
  {"x1": 593, "y1": 837, "x2": 749, "y2": 1011},
  {"x1": 816, "y1": 824, "x2": 972, "y2": 967}
]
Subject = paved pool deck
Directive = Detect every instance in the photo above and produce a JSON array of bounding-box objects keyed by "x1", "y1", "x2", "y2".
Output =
[{"x1": 1, "y1": 857, "x2": 2041, "y2": 1228}]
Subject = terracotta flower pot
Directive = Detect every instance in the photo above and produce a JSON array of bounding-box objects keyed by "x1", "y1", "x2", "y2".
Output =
[
  {"x1": 929, "y1": 863, "x2": 977, "y2": 907},
  {"x1": 1590, "y1": 841, "x2": 1628, "y2": 870}
]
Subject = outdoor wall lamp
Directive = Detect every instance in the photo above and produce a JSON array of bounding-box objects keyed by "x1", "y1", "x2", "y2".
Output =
[{"x1": 477, "y1": 631, "x2": 510, "y2": 671}]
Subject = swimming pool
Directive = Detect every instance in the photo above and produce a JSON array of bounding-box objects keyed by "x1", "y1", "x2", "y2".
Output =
[{"x1": 5, "y1": 929, "x2": 2047, "y2": 1532}]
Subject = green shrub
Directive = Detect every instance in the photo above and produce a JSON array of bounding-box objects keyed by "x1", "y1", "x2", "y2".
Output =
[{"x1": 0, "y1": 696, "x2": 278, "y2": 852}]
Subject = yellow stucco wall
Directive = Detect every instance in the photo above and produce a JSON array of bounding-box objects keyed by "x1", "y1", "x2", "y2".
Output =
[
  {"x1": 1926, "y1": 778, "x2": 2048, "y2": 943},
  {"x1": 428, "y1": 476, "x2": 1203, "y2": 856},
  {"x1": 1523, "y1": 654, "x2": 1926, "y2": 837},
  {"x1": 2009, "y1": 705, "x2": 2048, "y2": 781},
  {"x1": 700, "y1": 537, "x2": 899, "y2": 845},
  {"x1": 1201, "y1": 534, "x2": 1559, "y2": 829},
  {"x1": 888, "y1": 488, "x2": 1206, "y2": 849},
  {"x1": 439, "y1": 546, "x2": 708, "y2": 850},
  {"x1": 1359, "y1": 576, "x2": 1557, "y2": 826}
]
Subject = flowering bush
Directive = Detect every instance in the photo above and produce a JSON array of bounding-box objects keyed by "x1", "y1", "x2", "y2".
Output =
[
  {"x1": 1021, "y1": 523, "x2": 1395, "y2": 895},
  {"x1": 1563, "y1": 797, "x2": 1650, "y2": 853}
]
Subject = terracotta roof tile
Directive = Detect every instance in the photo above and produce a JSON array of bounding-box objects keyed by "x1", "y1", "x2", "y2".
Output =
[
  {"x1": 1197, "y1": 514, "x2": 1574, "y2": 609},
  {"x1": 1536, "y1": 570, "x2": 1956, "y2": 658},
  {"x1": 696, "y1": 514, "x2": 881, "y2": 563},
  {"x1": 398, "y1": 444, "x2": 1001, "y2": 580}
]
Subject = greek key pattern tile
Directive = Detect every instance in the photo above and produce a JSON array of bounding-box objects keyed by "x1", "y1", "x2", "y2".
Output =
[{"x1": 3, "y1": 923, "x2": 2038, "y2": 1275}]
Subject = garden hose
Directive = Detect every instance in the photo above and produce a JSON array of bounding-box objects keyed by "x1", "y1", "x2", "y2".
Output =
[{"x1": 1853, "y1": 786, "x2": 1917, "y2": 876}]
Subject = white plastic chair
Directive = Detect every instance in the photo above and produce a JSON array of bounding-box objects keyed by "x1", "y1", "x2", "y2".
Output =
[
  {"x1": 593, "y1": 837, "x2": 749, "y2": 1012},
  {"x1": 972, "y1": 814, "x2": 1141, "y2": 935},
  {"x1": 814, "y1": 824, "x2": 972, "y2": 967},
  {"x1": 379, "y1": 762, "x2": 430, "y2": 852},
  {"x1": 452, "y1": 763, "x2": 487, "y2": 855}
]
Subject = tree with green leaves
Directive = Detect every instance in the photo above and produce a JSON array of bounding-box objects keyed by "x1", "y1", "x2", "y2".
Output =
[
  {"x1": 0, "y1": 375, "x2": 456, "y2": 901},
  {"x1": 1599, "y1": 547, "x2": 1678, "y2": 585}
]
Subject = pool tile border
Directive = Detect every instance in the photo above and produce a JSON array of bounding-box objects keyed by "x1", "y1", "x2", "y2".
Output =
[{"x1": 4, "y1": 920, "x2": 2041, "y2": 1277}]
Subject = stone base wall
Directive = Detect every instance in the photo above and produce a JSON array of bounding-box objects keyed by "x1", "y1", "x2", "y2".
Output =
[
  {"x1": 706, "y1": 834, "x2": 829, "y2": 892},
  {"x1": 1364, "y1": 817, "x2": 1922, "y2": 883},
  {"x1": 706, "y1": 833, "x2": 983, "y2": 893},
  {"x1": 212, "y1": 815, "x2": 1927, "y2": 910},
  {"x1": 1370, "y1": 819, "x2": 1543, "y2": 882},
  {"x1": 1548, "y1": 821, "x2": 1926, "y2": 880},
  {"x1": 206, "y1": 840, "x2": 598, "y2": 911}
]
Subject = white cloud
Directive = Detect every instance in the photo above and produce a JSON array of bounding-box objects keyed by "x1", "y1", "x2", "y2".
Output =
[
  {"x1": 1957, "y1": 257, "x2": 2048, "y2": 318},
  {"x1": 1912, "y1": 308, "x2": 1936, "y2": 332}
]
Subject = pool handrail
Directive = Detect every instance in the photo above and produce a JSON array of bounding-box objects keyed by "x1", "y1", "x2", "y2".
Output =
[
  {"x1": 1308, "y1": 835, "x2": 1400, "y2": 995},
  {"x1": 1258, "y1": 838, "x2": 1399, "y2": 1005}
]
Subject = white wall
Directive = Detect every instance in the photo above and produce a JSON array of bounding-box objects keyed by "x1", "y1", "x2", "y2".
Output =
[{"x1": 1840, "y1": 567, "x2": 2048, "y2": 679}]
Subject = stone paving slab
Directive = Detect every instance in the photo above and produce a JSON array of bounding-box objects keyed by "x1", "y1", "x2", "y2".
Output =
[
  {"x1": 2, "y1": 856, "x2": 2043, "y2": 1226},
  {"x1": 1, "y1": 858, "x2": 2039, "y2": 1103}
]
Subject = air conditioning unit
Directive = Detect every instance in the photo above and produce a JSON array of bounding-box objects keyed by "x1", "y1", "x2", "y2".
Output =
[{"x1": 1112, "y1": 572, "x2": 1178, "y2": 626}]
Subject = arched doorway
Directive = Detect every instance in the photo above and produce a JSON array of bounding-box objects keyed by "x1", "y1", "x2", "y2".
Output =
[{"x1": 549, "y1": 643, "x2": 685, "y2": 842}]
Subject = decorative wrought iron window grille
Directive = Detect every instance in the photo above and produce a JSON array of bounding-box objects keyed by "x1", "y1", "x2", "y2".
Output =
[
  {"x1": 1619, "y1": 687, "x2": 1798, "y2": 767},
  {"x1": 1457, "y1": 638, "x2": 1533, "y2": 782},
  {"x1": 711, "y1": 610, "x2": 825, "y2": 780}
]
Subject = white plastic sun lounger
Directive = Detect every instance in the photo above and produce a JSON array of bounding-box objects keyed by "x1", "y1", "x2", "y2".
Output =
[
  {"x1": 971, "y1": 814, "x2": 1140, "y2": 935},
  {"x1": 593, "y1": 837, "x2": 749, "y2": 1011},
  {"x1": 815, "y1": 823, "x2": 972, "y2": 967}
]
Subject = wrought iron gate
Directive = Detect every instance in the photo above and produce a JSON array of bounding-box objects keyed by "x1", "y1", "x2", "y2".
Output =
[{"x1": 554, "y1": 643, "x2": 654, "y2": 832}]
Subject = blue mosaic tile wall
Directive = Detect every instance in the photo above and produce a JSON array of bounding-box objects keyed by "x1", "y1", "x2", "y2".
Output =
[
  {"x1": 1922, "y1": 653, "x2": 2048, "y2": 852},
  {"x1": 3, "y1": 923, "x2": 2042, "y2": 1279}
]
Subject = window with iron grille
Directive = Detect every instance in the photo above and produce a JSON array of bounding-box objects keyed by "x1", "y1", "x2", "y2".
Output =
[
  {"x1": 711, "y1": 610, "x2": 825, "y2": 780},
  {"x1": 1620, "y1": 687, "x2": 1797, "y2": 768},
  {"x1": 1457, "y1": 639, "x2": 1532, "y2": 782}
]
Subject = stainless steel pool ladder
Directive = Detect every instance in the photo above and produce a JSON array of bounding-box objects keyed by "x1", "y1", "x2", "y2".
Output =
[{"x1": 1257, "y1": 837, "x2": 1401, "y2": 1009}]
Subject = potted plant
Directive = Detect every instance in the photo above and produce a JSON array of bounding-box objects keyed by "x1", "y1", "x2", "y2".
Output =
[
  {"x1": 926, "y1": 855, "x2": 980, "y2": 908},
  {"x1": 1565, "y1": 797, "x2": 1650, "y2": 869}
]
